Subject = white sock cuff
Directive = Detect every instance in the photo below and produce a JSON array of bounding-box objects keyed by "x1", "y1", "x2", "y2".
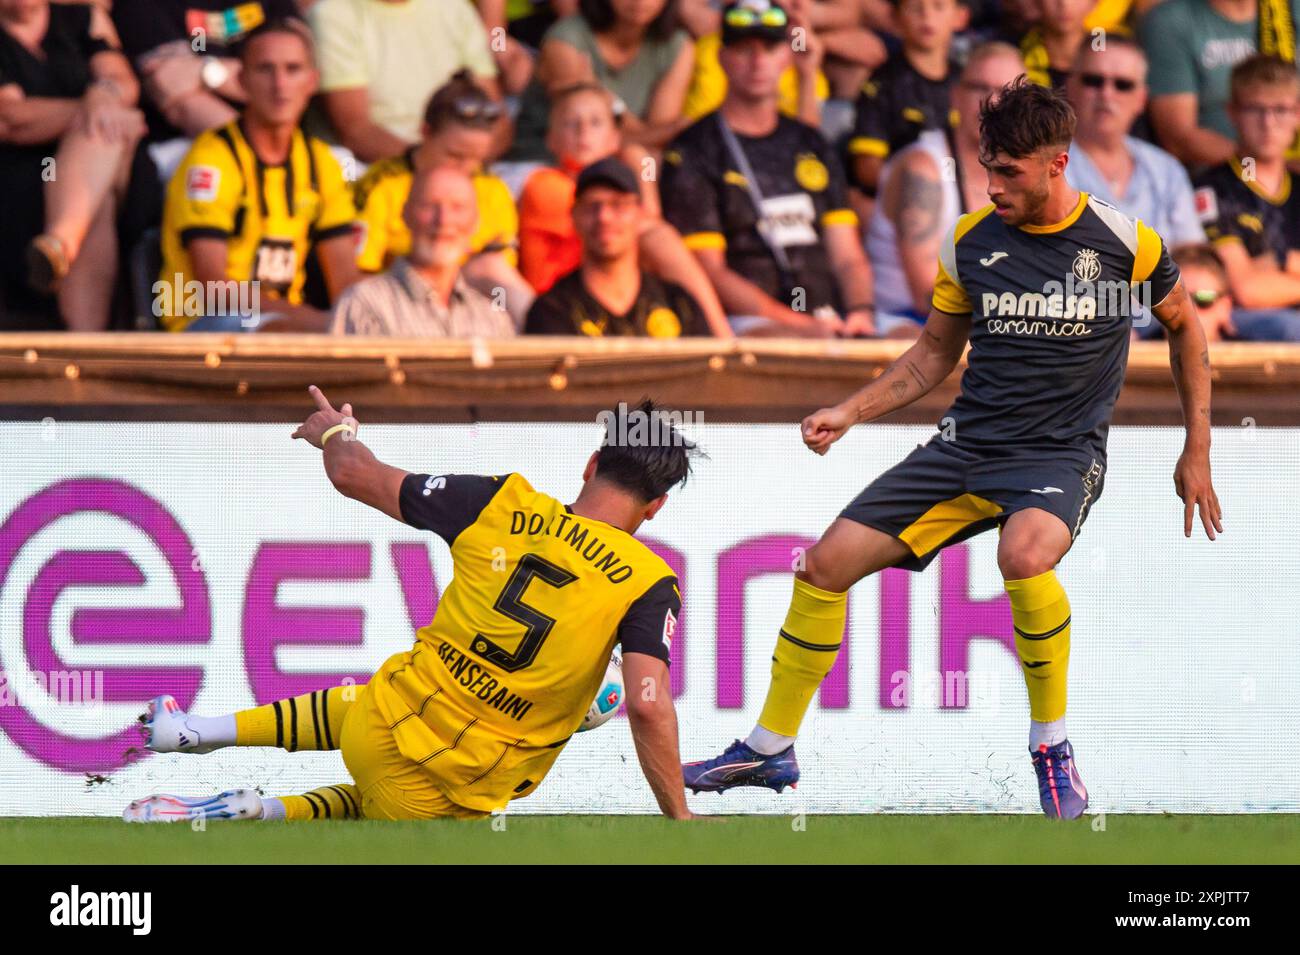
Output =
[
  {"x1": 260, "y1": 796, "x2": 287, "y2": 821},
  {"x1": 189, "y1": 714, "x2": 237, "y2": 749},
  {"x1": 745, "y1": 725, "x2": 796, "y2": 756},
  {"x1": 1029, "y1": 718, "x2": 1068, "y2": 750}
]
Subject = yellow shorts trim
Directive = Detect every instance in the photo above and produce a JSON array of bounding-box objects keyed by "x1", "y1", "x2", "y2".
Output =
[{"x1": 897, "y1": 492, "x2": 1004, "y2": 558}]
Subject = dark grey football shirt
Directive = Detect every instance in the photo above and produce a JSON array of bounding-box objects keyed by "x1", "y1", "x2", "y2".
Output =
[{"x1": 931, "y1": 193, "x2": 1180, "y2": 459}]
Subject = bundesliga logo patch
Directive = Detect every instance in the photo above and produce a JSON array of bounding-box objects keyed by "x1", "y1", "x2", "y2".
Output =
[
  {"x1": 1193, "y1": 186, "x2": 1218, "y2": 223},
  {"x1": 186, "y1": 166, "x2": 221, "y2": 202}
]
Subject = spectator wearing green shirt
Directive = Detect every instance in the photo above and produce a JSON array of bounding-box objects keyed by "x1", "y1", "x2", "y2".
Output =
[{"x1": 1140, "y1": 0, "x2": 1300, "y2": 167}]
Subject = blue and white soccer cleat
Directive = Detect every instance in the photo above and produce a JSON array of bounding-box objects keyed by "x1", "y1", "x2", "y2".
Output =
[
  {"x1": 139, "y1": 694, "x2": 218, "y2": 754},
  {"x1": 682, "y1": 739, "x2": 800, "y2": 794},
  {"x1": 122, "y1": 789, "x2": 263, "y2": 823},
  {"x1": 1031, "y1": 740, "x2": 1088, "y2": 819}
]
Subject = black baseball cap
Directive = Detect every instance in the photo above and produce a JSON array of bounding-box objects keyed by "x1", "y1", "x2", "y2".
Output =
[
  {"x1": 575, "y1": 158, "x2": 641, "y2": 198},
  {"x1": 720, "y1": 0, "x2": 790, "y2": 46}
]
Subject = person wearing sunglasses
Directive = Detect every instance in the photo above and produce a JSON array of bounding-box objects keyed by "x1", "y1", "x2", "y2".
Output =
[
  {"x1": 1064, "y1": 38, "x2": 1206, "y2": 329},
  {"x1": 661, "y1": 0, "x2": 877, "y2": 336},
  {"x1": 1192, "y1": 54, "x2": 1300, "y2": 341},
  {"x1": 354, "y1": 72, "x2": 535, "y2": 327}
]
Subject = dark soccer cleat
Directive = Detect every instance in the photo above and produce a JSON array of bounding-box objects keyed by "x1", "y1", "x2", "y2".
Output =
[
  {"x1": 1031, "y1": 740, "x2": 1088, "y2": 819},
  {"x1": 683, "y1": 739, "x2": 800, "y2": 794}
]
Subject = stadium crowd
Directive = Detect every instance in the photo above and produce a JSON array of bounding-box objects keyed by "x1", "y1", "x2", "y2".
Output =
[{"x1": 2, "y1": 0, "x2": 1300, "y2": 341}]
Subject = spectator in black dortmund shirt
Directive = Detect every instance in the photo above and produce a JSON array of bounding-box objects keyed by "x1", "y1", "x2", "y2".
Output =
[
  {"x1": 847, "y1": 0, "x2": 967, "y2": 200},
  {"x1": 525, "y1": 158, "x2": 710, "y2": 338},
  {"x1": 661, "y1": 0, "x2": 875, "y2": 337}
]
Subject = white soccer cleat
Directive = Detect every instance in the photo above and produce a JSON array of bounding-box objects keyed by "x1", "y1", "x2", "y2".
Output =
[
  {"x1": 122, "y1": 789, "x2": 263, "y2": 823},
  {"x1": 140, "y1": 694, "x2": 220, "y2": 754}
]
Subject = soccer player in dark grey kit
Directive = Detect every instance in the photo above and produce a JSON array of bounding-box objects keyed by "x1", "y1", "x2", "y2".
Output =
[{"x1": 684, "y1": 77, "x2": 1223, "y2": 819}]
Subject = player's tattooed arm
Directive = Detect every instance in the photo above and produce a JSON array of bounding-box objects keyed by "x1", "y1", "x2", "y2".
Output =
[
  {"x1": 1152, "y1": 281, "x2": 1224, "y2": 540},
  {"x1": 801, "y1": 308, "x2": 969, "y2": 454},
  {"x1": 292, "y1": 385, "x2": 409, "y2": 523}
]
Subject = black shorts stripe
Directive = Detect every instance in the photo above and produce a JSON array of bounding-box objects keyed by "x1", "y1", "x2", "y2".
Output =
[
  {"x1": 288, "y1": 696, "x2": 299, "y2": 752},
  {"x1": 1014, "y1": 616, "x2": 1071, "y2": 641},
  {"x1": 778, "y1": 628, "x2": 842, "y2": 652},
  {"x1": 272, "y1": 700, "x2": 284, "y2": 749}
]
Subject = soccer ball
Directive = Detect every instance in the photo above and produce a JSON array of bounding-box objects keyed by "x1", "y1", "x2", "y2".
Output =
[{"x1": 578, "y1": 650, "x2": 623, "y2": 732}]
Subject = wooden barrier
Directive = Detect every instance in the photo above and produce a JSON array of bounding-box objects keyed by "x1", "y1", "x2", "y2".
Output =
[{"x1": 1, "y1": 333, "x2": 1297, "y2": 425}]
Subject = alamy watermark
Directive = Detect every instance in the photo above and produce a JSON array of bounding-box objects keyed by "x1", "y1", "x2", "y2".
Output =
[
  {"x1": 152, "y1": 275, "x2": 263, "y2": 329},
  {"x1": 0, "y1": 669, "x2": 104, "y2": 707},
  {"x1": 597, "y1": 401, "x2": 703, "y2": 448}
]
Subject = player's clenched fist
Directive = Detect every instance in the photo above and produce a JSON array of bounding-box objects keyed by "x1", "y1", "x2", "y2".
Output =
[
  {"x1": 292, "y1": 385, "x2": 358, "y2": 449},
  {"x1": 802, "y1": 404, "x2": 855, "y2": 455}
]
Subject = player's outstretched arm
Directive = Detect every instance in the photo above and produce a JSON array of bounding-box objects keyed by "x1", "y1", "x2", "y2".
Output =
[
  {"x1": 1152, "y1": 282, "x2": 1224, "y2": 540},
  {"x1": 802, "y1": 306, "x2": 970, "y2": 455},
  {"x1": 622, "y1": 652, "x2": 694, "y2": 820},
  {"x1": 291, "y1": 385, "x2": 409, "y2": 523}
]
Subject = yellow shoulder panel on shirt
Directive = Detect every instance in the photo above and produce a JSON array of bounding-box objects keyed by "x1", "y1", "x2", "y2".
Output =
[
  {"x1": 954, "y1": 203, "x2": 997, "y2": 243},
  {"x1": 932, "y1": 205, "x2": 996, "y2": 314},
  {"x1": 932, "y1": 260, "x2": 971, "y2": 314},
  {"x1": 1131, "y1": 220, "x2": 1165, "y2": 284}
]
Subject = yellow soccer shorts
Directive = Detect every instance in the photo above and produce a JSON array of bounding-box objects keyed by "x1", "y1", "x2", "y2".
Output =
[{"x1": 339, "y1": 683, "x2": 489, "y2": 821}]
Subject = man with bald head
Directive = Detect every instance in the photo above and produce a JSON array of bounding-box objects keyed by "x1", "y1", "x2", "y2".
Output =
[
  {"x1": 331, "y1": 164, "x2": 515, "y2": 337},
  {"x1": 1065, "y1": 38, "x2": 1205, "y2": 252}
]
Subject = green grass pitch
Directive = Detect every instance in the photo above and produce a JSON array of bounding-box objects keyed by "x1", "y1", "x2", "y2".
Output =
[{"x1": 2, "y1": 814, "x2": 1296, "y2": 864}]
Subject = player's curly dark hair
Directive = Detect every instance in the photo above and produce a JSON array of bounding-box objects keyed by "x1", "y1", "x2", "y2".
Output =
[
  {"x1": 595, "y1": 398, "x2": 702, "y2": 502},
  {"x1": 978, "y1": 76, "x2": 1076, "y2": 162}
]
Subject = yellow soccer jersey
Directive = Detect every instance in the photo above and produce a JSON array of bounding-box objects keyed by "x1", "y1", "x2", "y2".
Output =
[
  {"x1": 157, "y1": 121, "x2": 356, "y2": 330},
  {"x1": 353, "y1": 152, "x2": 519, "y2": 272},
  {"x1": 367, "y1": 472, "x2": 679, "y2": 812}
]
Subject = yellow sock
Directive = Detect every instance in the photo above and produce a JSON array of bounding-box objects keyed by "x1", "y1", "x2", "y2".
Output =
[
  {"x1": 234, "y1": 686, "x2": 357, "y2": 751},
  {"x1": 756, "y1": 578, "x2": 848, "y2": 737},
  {"x1": 279, "y1": 784, "x2": 362, "y2": 821},
  {"x1": 1005, "y1": 570, "x2": 1071, "y2": 722}
]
